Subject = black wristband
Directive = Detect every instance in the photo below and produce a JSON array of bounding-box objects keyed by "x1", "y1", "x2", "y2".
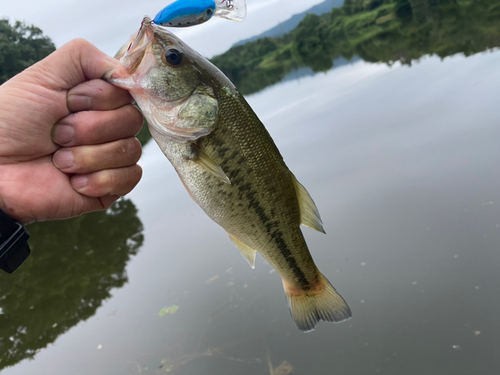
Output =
[{"x1": 0, "y1": 209, "x2": 31, "y2": 273}]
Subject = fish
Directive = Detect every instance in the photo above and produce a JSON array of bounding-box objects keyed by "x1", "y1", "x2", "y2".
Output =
[
  {"x1": 153, "y1": 0, "x2": 246, "y2": 28},
  {"x1": 104, "y1": 18, "x2": 351, "y2": 331}
]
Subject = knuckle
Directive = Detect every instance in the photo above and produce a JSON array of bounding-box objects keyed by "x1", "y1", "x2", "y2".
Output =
[
  {"x1": 130, "y1": 164, "x2": 143, "y2": 183},
  {"x1": 97, "y1": 170, "x2": 115, "y2": 192},
  {"x1": 97, "y1": 166, "x2": 142, "y2": 196},
  {"x1": 78, "y1": 80, "x2": 101, "y2": 96},
  {"x1": 72, "y1": 150, "x2": 91, "y2": 172},
  {"x1": 120, "y1": 166, "x2": 143, "y2": 195},
  {"x1": 124, "y1": 104, "x2": 144, "y2": 128},
  {"x1": 128, "y1": 138, "x2": 143, "y2": 160},
  {"x1": 69, "y1": 38, "x2": 91, "y2": 50},
  {"x1": 116, "y1": 140, "x2": 128, "y2": 155},
  {"x1": 115, "y1": 137, "x2": 142, "y2": 162},
  {"x1": 99, "y1": 196, "x2": 118, "y2": 210}
]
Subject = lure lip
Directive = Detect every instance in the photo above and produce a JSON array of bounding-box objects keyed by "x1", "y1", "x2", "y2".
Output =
[{"x1": 214, "y1": 0, "x2": 247, "y2": 22}]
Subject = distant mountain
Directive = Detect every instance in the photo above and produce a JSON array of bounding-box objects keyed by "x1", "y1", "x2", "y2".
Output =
[{"x1": 233, "y1": 0, "x2": 344, "y2": 47}]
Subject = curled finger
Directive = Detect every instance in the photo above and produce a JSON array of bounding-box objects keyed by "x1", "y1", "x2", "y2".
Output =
[
  {"x1": 70, "y1": 164, "x2": 143, "y2": 197},
  {"x1": 53, "y1": 137, "x2": 142, "y2": 173},
  {"x1": 53, "y1": 104, "x2": 143, "y2": 146},
  {"x1": 67, "y1": 78, "x2": 133, "y2": 112}
]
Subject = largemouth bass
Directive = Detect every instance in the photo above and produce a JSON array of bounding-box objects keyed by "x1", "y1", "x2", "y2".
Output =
[{"x1": 105, "y1": 17, "x2": 351, "y2": 331}]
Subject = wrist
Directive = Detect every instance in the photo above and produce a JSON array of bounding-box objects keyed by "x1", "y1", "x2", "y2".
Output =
[
  {"x1": 0, "y1": 167, "x2": 32, "y2": 225},
  {"x1": 0, "y1": 187, "x2": 28, "y2": 225},
  {"x1": 0, "y1": 207, "x2": 31, "y2": 273}
]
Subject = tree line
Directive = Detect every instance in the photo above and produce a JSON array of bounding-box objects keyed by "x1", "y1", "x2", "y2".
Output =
[
  {"x1": 3, "y1": 0, "x2": 500, "y2": 140},
  {"x1": 0, "y1": 19, "x2": 55, "y2": 85},
  {"x1": 211, "y1": 0, "x2": 500, "y2": 95}
]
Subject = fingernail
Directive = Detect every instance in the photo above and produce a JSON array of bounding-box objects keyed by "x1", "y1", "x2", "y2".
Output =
[
  {"x1": 72, "y1": 175, "x2": 88, "y2": 190},
  {"x1": 52, "y1": 125, "x2": 74, "y2": 145},
  {"x1": 67, "y1": 94, "x2": 91, "y2": 112},
  {"x1": 53, "y1": 150, "x2": 74, "y2": 169}
]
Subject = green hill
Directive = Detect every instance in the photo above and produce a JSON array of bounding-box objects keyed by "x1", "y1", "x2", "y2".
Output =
[
  {"x1": 233, "y1": 0, "x2": 344, "y2": 47},
  {"x1": 211, "y1": 0, "x2": 500, "y2": 95}
]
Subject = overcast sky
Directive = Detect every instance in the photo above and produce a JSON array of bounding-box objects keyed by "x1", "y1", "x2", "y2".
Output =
[{"x1": 1, "y1": 0, "x2": 325, "y2": 57}]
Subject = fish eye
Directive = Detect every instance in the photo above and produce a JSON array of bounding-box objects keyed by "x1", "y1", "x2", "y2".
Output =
[
  {"x1": 165, "y1": 48, "x2": 183, "y2": 66},
  {"x1": 206, "y1": 8, "x2": 213, "y2": 15}
]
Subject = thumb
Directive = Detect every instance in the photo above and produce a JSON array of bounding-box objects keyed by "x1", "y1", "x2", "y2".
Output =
[{"x1": 27, "y1": 39, "x2": 119, "y2": 90}]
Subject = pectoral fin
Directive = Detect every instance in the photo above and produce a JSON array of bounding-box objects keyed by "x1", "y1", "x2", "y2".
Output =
[
  {"x1": 292, "y1": 174, "x2": 325, "y2": 234},
  {"x1": 228, "y1": 233, "x2": 257, "y2": 269},
  {"x1": 190, "y1": 146, "x2": 231, "y2": 184}
]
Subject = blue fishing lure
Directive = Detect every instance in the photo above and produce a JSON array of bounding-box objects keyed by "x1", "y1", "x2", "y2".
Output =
[{"x1": 153, "y1": 0, "x2": 246, "y2": 27}]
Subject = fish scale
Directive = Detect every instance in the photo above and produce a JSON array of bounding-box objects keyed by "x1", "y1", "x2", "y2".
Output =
[
  {"x1": 203, "y1": 89, "x2": 315, "y2": 285},
  {"x1": 104, "y1": 18, "x2": 351, "y2": 331}
]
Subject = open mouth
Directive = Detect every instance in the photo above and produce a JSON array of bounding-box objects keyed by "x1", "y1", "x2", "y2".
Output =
[{"x1": 103, "y1": 17, "x2": 158, "y2": 84}]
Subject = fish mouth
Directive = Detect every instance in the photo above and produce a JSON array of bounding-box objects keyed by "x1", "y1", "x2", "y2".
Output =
[
  {"x1": 103, "y1": 17, "x2": 156, "y2": 83},
  {"x1": 121, "y1": 17, "x2": 154, "y2": 60},
  {"x1": 103, "y1": 18, "x2": 216, "y2": 143}
]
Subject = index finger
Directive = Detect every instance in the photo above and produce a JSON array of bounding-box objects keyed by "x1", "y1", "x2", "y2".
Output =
[{"x1": 67, "y1": 79, "x2": 133, "y2": 112}]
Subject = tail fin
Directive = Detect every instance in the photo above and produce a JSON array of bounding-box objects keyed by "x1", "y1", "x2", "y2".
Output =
[{"x1": 283, "y1": 273, "x2": 351, "y2": 332}]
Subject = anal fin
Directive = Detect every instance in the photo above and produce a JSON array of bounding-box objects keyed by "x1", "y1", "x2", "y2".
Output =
[
  {"x1": 291, "y1": 174, "x2": 325, "y2": 233},
  {"x1": 228, "y1": 233, "x2": 257, "y2": 269}
]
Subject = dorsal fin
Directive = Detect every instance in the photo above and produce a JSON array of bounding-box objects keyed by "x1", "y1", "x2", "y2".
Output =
[
  {"x1": 228, "y1": 233, "x2": 257, "y2": 269},
  {"x1": 291, "y1": 174, "x2": 325, "y2": 234}
]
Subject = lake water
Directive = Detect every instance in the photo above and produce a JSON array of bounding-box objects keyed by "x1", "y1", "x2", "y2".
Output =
[{"x1": 1, "y1": 47, "x2": 500, "y2": 375}]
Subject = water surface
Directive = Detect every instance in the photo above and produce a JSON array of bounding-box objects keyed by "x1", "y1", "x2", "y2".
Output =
[{"x1": 1, "y1": 38, "x2": 500, "y2": 375}]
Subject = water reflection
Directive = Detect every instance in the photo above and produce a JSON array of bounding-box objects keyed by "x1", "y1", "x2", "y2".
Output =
[
  {"x1": 212, "y1": 0, "x2": 500, "y2": 95},
  {"x1": 0, "y1": 199, "x2": 143, "y2": 370},
  {"x1": 2, "y1": 3, "x2": 500, "y2": 375}
]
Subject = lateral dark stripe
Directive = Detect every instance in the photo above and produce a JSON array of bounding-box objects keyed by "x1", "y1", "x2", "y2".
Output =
[
  {"x1": 235, "y1": 181, "x2": 310, "y2": 289},
  {"x1": 270, "y1": 230, "x2": 309, "y2": 289}
]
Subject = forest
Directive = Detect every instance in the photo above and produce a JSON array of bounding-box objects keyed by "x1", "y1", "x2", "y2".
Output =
[
  {"x1": 0, "y1": 19, "x2": 55, "y2": 85},
  {"x1": 211, "y1": 0, "x2": 500, "y2": 95}
]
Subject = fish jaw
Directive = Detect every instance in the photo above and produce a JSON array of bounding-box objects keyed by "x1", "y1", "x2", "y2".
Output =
[
  {"x1": 104, "y1": 17, "x2": 219, "y2": 142},
  {"x1": 103, "y1": 18, "x2": 156, "y2": 92}
]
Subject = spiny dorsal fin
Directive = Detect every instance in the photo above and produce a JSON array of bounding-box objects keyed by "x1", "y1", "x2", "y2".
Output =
[
  {"x1": 228, "y1": 233, "x2": 257, "y2": 269},
  {"x1": 291, "y1": 174, "x2": 325, "y2": 234},
  {"x1": 191, "y1": 146, "x2": 231, "y2": 184}
]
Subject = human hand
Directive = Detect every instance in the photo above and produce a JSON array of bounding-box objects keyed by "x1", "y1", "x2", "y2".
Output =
[{"x1": 0, "y1": 39, "x2": 143, "y2": 225}]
